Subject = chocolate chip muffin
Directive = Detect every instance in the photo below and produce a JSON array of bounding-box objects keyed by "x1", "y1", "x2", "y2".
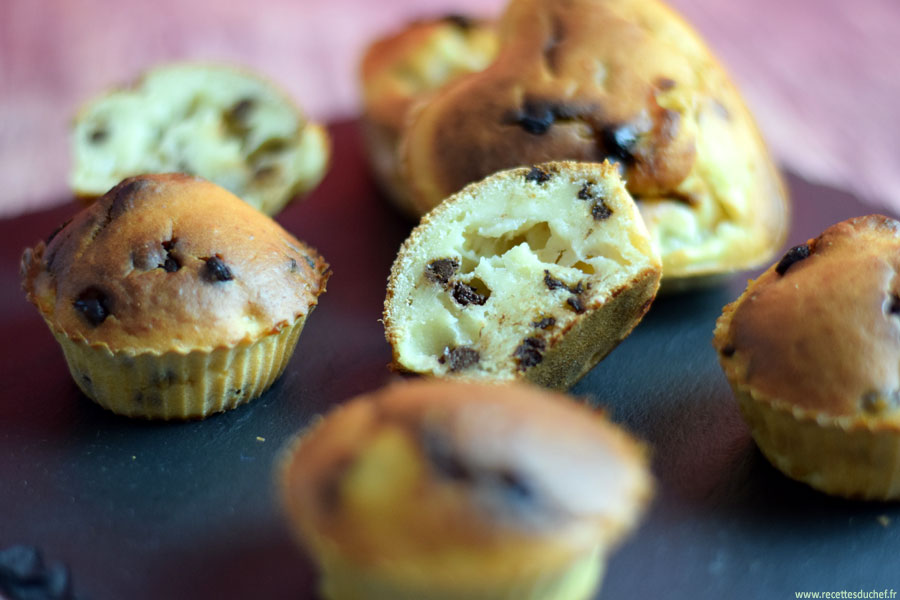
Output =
[
  {"x1": 383, "y1": 0, "x2": 788, "y2": 287},
  {"x1": 71, "y1": 63, "x2": 330, "y2": 216},
  {"x1": 384, "y1": 161, "x2": 661, "y2": 390},
  {"x1": 279, "y1": 379, "x2": 652, "y2": 600},
  {"x1": 714, "y1": 215, "x2": 900, "y2": 499},
  {"x1": 21, "y1": 174, "x2": 329, "y2": 419},
  {"x1": 360, "y1": 15, "x2": 497, "y2": 216}
]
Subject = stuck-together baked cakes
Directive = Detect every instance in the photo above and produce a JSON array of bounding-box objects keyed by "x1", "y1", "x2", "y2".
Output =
[
  {"x1": 71, "y1": 63, "x2": 330, "y2": 216},
  {"x1": 384, "y1": 161, "x2": 661, "y2": 390},
  {"x1": 714, "y1": 215, "x2": 900, "y2": 499},
  {"x1": 279, "y1": 379, "x2": 653, "y2": 600},
  {"x1": 363, "y1": 0, "x2": 788, "y2": 286},
  {"x1": 360, "y1": 14, "x2": 497, "y2": 216},
  {"x1": 21, "y1": 174, "x2": 329, "y2": 419}
]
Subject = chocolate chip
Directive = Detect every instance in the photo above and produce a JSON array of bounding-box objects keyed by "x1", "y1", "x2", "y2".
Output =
[
  {"x1": 517, "y1": 101, "x2": 555, "y2": 135},
  {"x1": 88, "y1": 128, "x2": 108, "y2": 144},
  {"x1": 425, "y1": 258, "x2": 459, "y2": 285},
  {"x1": 533, "y1": 317, "x2": 556, "y2": 329},
  {"x1": 656, "y1": 77, "x2": 677, "y2": 91},
  {"x1": 567, "y1": 295, "x2": 586, "y2": 314},
  {"x1": 159, "y1": 239, "x2": 180, "y2": 273},
  {"x1": 577, "y1": 183, "x2": 595, "y2": 200},
  {"x1": 452, "y1": 282, "x2": 488, "y2": 306},
  {"x1": 161, "y1": 256, "x2": 179, "y2": 273},
  {"x1": 720, "y1": 344, "x2": 735, "y2": 358},
  {"x1": 228, "y1": 97, "x2": 255, "y2": 123},
  {"x1": 543, "y1": 270, "x2": 568, "y2": 291},
  {"x1": 253, "y1": 165, "x2": 278, "y2": 181},
  {"x1": 0, "y1": 545, "x2": 42, "y2": 580},
  {"x1": 442, "y1": 13, "x2": 474, "y2": 29},
  {"x1": 524, "y1": 166, "x2": 551, "y2": 184},
  {"x1": 602, "y1": 123, "x2": 638, "y2": 164},
  {"x1": 888, "y1": 294, "x2": 900, "y2": 315},
  {"x1": 544, "y1": 270, "x2": 583, "y2": 295},
  {"x1": 0, "y1": 545, "x2": 79, "y2": 600},
  {"x1": 498, "y1": 470, "x2": 534, "y2": 504},
  {"x1": 591, "y1": 199, "x2": 613, "y2": 220},
  {"x1": 73, "y1": 286, "x2": 111, "y2": 326},
  {"x1": 514, "y1": 337, "x2": 546, "y2": 370},
  {"x1": 439, "y1": 346, "x2": 480, "y2": 372},
  {"x1": 775, "y1": 244, "x2": 811, "y2": 276},
  {"x1": 288, "y1": 257, "x2": 298, "y2": 273},
  {"x1": 202, "y1": 255, "x2": 234, "y2": 282},
  {"x1": 422, "y1": 429, "x2": 471, "y2": 482}
]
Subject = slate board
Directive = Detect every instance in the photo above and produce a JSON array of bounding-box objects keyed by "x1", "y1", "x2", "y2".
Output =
[{"x1": 1, "y1": 121, "x2": 897, "y2": 599}]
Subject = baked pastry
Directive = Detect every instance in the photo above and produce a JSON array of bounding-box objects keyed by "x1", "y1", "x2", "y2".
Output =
[
  {"x1": 383, "y1": 0, "x2": 788, "y2": 286},
  {"x1": 279, "y1": 379, "x2": 653, "y2": 600},
  {"x1": 360, "y1": 15, "x2": 497, "y2": 216},
  {"x1": 21, "y1": 173, "x2": 329, "y2": 419},
  {"x1": 71, "y1": 62, "x2": 330, "y2": 216},
  {"x1": 384, "y1": 161, "x2": 661, "y2": 390},
  {"x1": 714, "y1": 215, "x2": 900, "y2": 499}
]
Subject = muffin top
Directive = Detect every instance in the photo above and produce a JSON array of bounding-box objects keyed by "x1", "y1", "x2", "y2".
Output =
[
  {"x1": 21, "y1": 174, "x2": 329, "y2": 353},
  {"x1": 400, "y1": 0, "x2": 788, "y2": 281},
  {"x1": 360, "y1": 14, "x2": 497, "y2": 133},
  {"x1": 714, "y1": 215, "x2": 900, "y2": 420},
  {"x1": 280, "y1": 379, "x2": 651, "y2": 570}
]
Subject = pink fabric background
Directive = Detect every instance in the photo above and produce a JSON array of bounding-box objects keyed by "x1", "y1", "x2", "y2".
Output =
[{"x1": 1, "y1": 0, "x2": 898, "y2": 217}]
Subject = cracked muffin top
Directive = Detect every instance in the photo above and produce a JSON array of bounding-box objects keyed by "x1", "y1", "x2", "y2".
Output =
[
  {"x1": 714, "y1": 215, "x2": 900, "y2": 419},
  {"x1": 399, "y1": 0, "x2": 788, "y2": 284},
  {"x1": 21, "y1": 173, "x2": 329, "y2": 353}
]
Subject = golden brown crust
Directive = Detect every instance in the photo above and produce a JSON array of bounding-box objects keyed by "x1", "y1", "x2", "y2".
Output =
[
  {"x1": 393, "y1": 0, "x2": 788, "y2": 282},
  {"x1": 359, "y1": 16, "x2": 498, "y2": 216},
  {"x1": 714, "y1": 215, "x2": 900, "y2": 499},
  {"x1": 280, "y1": 379, "x2": 652, "y2": 566},
  {"x1": 22, "y1": 174, "x2": 329, "y2": 354},
  {"x1": 715, "y1": 215, "x2": 900, "y2": 418}
]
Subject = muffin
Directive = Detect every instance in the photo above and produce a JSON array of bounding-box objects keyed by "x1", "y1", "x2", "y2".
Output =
[
  {"x1": 384, "y1": 161, "x2": 661, "y2": 390},
  {"x1": 279, "y1": 379, "x2": 653, "y2": 600},
  {"x1": 360, "y1": 15, "x2": 497, "y2": 216},
  {"x1": 714, "y1": 215, "x2": 900, "y2": 499},
  {"x1": 376, "y1": 0, "x2": 788, "y2": 287},
  {"x1": 71, "y1": 62, "x2": 330, "y2": 216},
  {"x1": 20, "y1": 173, "x2": 329, "y2": 419}
]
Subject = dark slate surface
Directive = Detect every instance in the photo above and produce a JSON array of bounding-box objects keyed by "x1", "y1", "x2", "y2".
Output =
[{"x1": 0, "y1": 121, "x2": 897, "y2": 599}]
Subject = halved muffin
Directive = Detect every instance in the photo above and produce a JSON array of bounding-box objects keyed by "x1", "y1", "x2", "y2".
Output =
[
  {"x1": 71, "y1": 63, "x2": 330, "y2": 216},
  {"x1": 384, "y1": 161, "x2": 661, "y2": 390}
]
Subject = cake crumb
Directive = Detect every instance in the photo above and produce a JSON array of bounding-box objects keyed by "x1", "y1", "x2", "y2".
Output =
[
  {"x1": 256, "y1": 436, "x2": 266, "y2": 442},
  {"x1": 877, "y1": 515, "x2": 891, "y2": 527}
]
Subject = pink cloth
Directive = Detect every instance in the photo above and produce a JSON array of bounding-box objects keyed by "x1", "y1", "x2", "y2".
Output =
[{"x1": 1, "y1": 0, "x2": 898, "y2": 217}]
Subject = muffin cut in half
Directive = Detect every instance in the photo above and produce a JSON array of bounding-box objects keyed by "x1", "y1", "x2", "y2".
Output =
[
  {"x1": 384, "y1": 161, "x2": 661, "y2": 390},
  {"x1": 714, "y1": 215, "x2": 900, "y2": 499},
  {"x1": 21, "y1": 174, "x2": 329, "y2": 419},
  {"x1": 71, "y1": 62, "x2": 330, "y2": 216},
  {"x1": 279, "y1": 379, "x2": 653, "y2": 600}
]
